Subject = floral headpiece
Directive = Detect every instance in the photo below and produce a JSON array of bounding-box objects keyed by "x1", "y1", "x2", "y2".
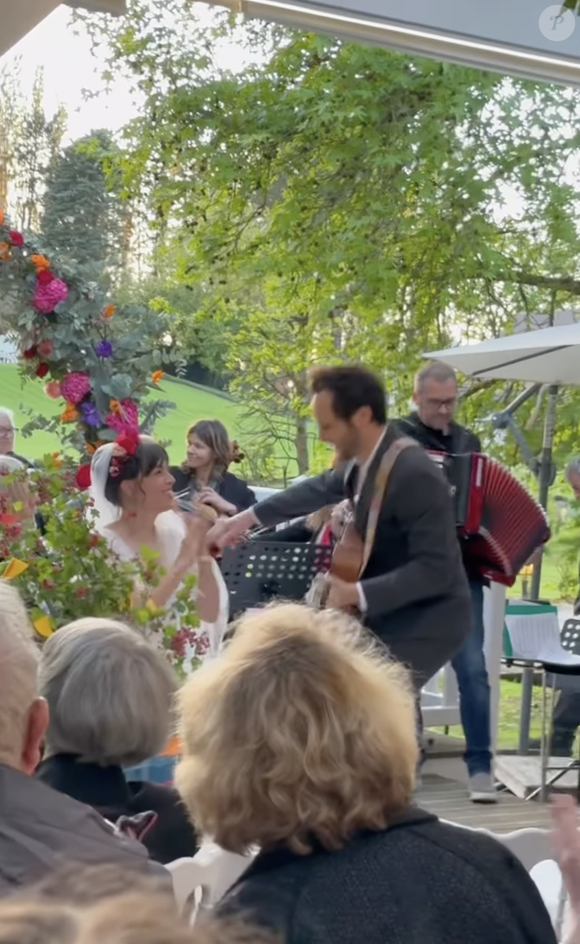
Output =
[{"x1": 108, "y1": 431, "x2": 140, "y2": 479}]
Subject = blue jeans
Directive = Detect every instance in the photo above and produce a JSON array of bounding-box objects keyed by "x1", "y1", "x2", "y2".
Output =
[{"x1": 451, "y1": 580, "x2": 492, "y2": 776}]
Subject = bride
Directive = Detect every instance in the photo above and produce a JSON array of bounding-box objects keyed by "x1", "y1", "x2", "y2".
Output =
[{"x1": 89, "y1": 432, "x2": 228, "y2": 673}]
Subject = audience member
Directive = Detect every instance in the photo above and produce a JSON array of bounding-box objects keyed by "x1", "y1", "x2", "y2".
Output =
[
  {"x1": 171, "y1": 419, "x2": 255, "y2": 515},
  {"x1": 0, "y1": 407, "x2": 33, "y2": 466},
  {"x1": 551, "y1": 795, "x2": 580, "y2": 944},
  {"x1": 36, "y1": 617, "x2": 198, "y2": 865},
  {"x1": 0, "y1": 583, "x2": 167, "y2": 894},
  {"x1": 0, "y1": 864, "x2": 273, "y2": 944},
  {"x1": 175, "y1": 603, "x2": 556, "y2": 944}
]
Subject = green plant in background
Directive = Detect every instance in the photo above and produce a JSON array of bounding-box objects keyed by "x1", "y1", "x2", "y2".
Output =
[{"x1": 0, "y1": 458, "x2": 204, "y2": 677}]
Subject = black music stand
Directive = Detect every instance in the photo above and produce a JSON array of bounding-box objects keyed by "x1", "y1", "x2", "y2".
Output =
[{"x1": 220, "y1": 542, "x2": 333, "y2": 616}]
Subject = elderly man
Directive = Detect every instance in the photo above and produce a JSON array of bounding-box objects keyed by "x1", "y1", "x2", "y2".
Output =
[
  {"x1": 0, "y1": 408, "x2": 32, "y2": 467},
  {"x1": 0, "y1": 582, "x2": 167, "y2": 894},
  {"x1": 395, "y1": 362, "x2": 495, "y2": 803}
]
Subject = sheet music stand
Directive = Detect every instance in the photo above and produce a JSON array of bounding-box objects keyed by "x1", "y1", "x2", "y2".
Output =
[{"x1": 220, "y1": 542, "x2": 333, "y2": 616}]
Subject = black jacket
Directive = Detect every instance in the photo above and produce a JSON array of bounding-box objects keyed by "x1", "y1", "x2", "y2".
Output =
[
  {"x1": 394, "y1": 414, "x2": 481, "y2": 455},
  {"x1": 253, "y1": 425, "x2": 471, "y2": 688},
  {"x1": 395, "y1": 414, "x2": 486, "y2": 585},
  {"x1": 36, "y1": 754, "x2": 198, "y2": 866},
  {"x1": 217, "y1": 807, "x2": 556, "y2": 944},
  {"x1": 170, "y1": 467, "x2": 255, "y2": 513}
]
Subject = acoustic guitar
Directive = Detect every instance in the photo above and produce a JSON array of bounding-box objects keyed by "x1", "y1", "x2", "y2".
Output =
[{"x1": 307, "y1": 436, "x2": 417, "y2": 610}]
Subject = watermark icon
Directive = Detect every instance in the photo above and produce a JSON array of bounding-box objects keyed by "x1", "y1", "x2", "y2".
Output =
[{"x1": 539, "y1": 4, "x2": 576, "y2": 40}]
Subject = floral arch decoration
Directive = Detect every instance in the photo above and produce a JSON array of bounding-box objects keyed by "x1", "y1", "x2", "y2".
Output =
[{"x1": 0, "y1": 208, "x2": 181, "y2": 486}]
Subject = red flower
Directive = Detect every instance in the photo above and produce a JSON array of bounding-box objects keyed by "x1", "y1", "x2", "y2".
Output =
[
  {"x1": 116, "y1": 431, "x2": 139, "y2": 456},
  {"x1": 8, "y1": 231, "x2": 24, "y2": 247},
  {"x1": 36, "y1": 269, "x2": 54, "y2": 286},
  {"x1": 35, "y1": 363, "x2": 49, "y2": 379},
  {"x1": 38, "y1": 339, "x2": 53, "y2": 357},
  {"x1": 23, "y1": 345, "x2": 37, "y2": 360},
  {"x1": 75, "y1": 464, "x2": 92, "y2": 490}
]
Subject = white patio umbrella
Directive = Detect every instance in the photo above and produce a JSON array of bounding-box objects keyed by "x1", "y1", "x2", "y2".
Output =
[{"x1": 425, "y1": 322, "x2": 580, "y2": 386}]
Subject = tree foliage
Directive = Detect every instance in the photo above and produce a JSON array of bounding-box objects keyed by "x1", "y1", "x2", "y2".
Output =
[
  {"x1": 80, "y1": 1, "x2": 580, "y2": 473},
  {"x1": 41, "y1": 129, "x2": 130, "y2": 286}
]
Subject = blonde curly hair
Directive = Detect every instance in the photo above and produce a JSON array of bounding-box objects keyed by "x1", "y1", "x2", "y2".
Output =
[{"x1": 175, "y1": 603, "x2": 417, "y2": 855}]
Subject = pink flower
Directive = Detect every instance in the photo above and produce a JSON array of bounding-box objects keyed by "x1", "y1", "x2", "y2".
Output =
[
  {"x1": 37, "y1": 339, "x2": 53, "y2": 357},
  {"x1": 60, "y1": 372, "x2": 91, "y2": 405},
  {"x1": 105, "y1": 399, "x2": 138, "y2": 433},
  {"x1": 44, "y1": 381, "x2": 62, "y2": 400},
  {"x1": 33, "y1": 277, "x2": 68, "y2": 314},
  {"x1": 8, "y1": 231, "x2": 24, "y2": 247}
]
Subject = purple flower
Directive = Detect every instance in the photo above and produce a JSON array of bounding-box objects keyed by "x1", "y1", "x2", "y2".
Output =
[
  {"x1": 80, "y1": 401, "x2": 102, "y2": 427},
  {"x1": 94, "y1": 340, "x2": 113, "y2": 358}
]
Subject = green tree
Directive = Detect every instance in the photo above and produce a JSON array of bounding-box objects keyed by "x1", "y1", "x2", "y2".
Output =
[
  {"x1": 41, "y1": 129, "x2": 129, "y2": 285},
  {"x1": 80, "y1": 3, "x2": 580, "y2": 471},
  {"x1": 0, "y1": 63, "x2": 66, "y2": 232}
]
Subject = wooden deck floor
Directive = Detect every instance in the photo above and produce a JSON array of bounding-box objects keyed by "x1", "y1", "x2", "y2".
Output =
[{"x1": 417, "y1": 774, "x2": 552, "y2": 831}]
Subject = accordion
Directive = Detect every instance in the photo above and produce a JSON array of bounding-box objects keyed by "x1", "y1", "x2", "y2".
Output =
[{"x1": 428, "y1": 451, "x2": 551, "y2": 587}]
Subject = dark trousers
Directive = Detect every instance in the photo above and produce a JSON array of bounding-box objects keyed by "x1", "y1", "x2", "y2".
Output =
[
  {"x1": 450, "y1": 580, "x2": 492, "y2": 776},
  {"x1": 551, "y1": 691, "x2": 580, "y2": 752}
]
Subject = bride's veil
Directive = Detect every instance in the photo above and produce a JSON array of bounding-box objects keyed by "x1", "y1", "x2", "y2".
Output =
[{"x1": 89, "y1": 443, "x2": 121, "y2": 533}]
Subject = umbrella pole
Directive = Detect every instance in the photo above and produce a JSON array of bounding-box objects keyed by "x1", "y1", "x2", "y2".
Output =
[{"x1": 518, "y1": 384, "x2": 559, "y2": 754}]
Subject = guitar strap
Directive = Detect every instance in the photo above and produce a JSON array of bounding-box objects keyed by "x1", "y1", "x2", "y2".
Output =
[{"x1": 359, "y1": 437, "x2": 418, "y2": 577}]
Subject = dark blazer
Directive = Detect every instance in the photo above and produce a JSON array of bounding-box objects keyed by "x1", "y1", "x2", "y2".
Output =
[
  {"x1": 171, "y1": 467, "x2": 256, "y2": 513},
  {"x1": 36, "y1": 754, "x2": 198, "y2": 866},
  {"x1": 216, "y1": 807, "x2": 556, "y2": 944},
  {"x1": 253, "y1": 424, "x2": 471, "y2": 687}
]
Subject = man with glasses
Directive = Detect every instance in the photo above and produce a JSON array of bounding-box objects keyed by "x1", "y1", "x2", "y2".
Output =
[
  {"x1": 396, "y1": 362, "x2": 496, "y2": 803},
  {"x1": 0, "y1": 408, "x2": 32, "y2": 468}
]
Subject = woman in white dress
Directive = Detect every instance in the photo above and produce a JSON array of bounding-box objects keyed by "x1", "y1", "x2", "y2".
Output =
[{"x1": 89, "y1": 434, "x2": 228, "y2": 675}]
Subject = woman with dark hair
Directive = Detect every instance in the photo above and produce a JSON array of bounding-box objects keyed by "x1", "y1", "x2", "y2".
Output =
[
  {"x1": 89, "y1": 434, "x2": 228, "y2": 671},
  {"x1": 171, "y1": 420, "x2": 255, "y2": 517}
]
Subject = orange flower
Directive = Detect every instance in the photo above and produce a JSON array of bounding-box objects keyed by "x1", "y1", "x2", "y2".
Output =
[
  {"x1": 0, "y1": 241, "x2": 11, "y2": 261},
  {"x1": 109, "y1": 399, "x2": 120, "y2": 414},
  {"x1": 0, "y1": 208, "x2": 4, "y2": 225},
  {"x1": 152, "y1": 370, "x2": 164, "y2": 384},
  {"x1": 51, "y1": 451, "x2": 62, "y2": 469},
  {"x1": 61, "y1": 402, "x2": 78, "y2": 423},
  {"x1": 31, "y1": 254, "x2": 50, "y2": 270},
  {"x1": 102, "y1": 304, "x2": 115, "y2": 319}
]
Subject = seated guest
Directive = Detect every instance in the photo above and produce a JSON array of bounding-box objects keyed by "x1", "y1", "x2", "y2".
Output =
[
  {"x1": 0, "y1": 864, "x2": 276, "y2": 944},
  {"x1": 0, "y1": 584, "x2": 167, "y2": 895},
  {"x1": 171, "y1": 419, "x2": 255, "y2": 515},
  {"x1": 175, "y1": 603, "x2": 556, "y2": 944},
  {"x1": 0, "y1": 407, "x2": 33, "y2": 467},
  {"x1": 36, "y1": 617, "x2": 198, "y2": 865}
]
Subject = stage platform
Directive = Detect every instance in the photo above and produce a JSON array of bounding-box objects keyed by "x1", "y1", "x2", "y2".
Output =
[{"x1": 417, "y1": 774, "x2": 552, "y2": 831}]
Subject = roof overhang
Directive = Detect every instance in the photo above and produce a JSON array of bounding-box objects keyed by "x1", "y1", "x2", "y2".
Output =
[
  {"x1": 0, "y1": 0, "x2": 126, "y2": 60},
  {"x1": 205, "y1": 0, "x2": 580, "y2": 86}
]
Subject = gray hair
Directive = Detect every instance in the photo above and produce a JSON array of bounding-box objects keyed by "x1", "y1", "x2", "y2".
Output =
[
  {"x1": 414, "y1": 362, "x2": 457, "y2": 394},
  {"x1": 566, "y1": 458, "x2": 580, "y2": 481},
  {"x1": 0, "y1": 408, "x2": 14, "y2": 428},
  {"x1": 39, "y1": 618, "x2": 177, "y2": 767},
  {"x1": 0, "y1": 583, "x2": 38, "y2": 766}
]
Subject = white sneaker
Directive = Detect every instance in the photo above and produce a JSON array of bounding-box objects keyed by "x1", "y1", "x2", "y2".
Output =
[{"x1": 469, "y1": 772, "x2": 497, "y2": 803}]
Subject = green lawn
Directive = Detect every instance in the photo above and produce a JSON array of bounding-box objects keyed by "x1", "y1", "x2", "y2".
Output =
[
  {"x1": 0, "y1": 365, "x2": 301, "y2": 475},
  {"x1": 432, "y1": 678, "x2": 544, "y2": 752}
]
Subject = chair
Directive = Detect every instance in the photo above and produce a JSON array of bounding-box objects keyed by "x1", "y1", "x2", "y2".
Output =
[
  {"x1": 167, "y1": 842, "x2": 256, "y2": 921},
  {"x1": 528, "y1": 618, "x2": 580, "y2": 802},
  {"x1": 442, "y1": 820, "x2": 567, "y2": 938}
]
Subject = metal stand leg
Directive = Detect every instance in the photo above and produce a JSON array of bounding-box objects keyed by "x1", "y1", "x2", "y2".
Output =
[{"x1": 518, "y1": 666, "x2": 534, "y2": 754}]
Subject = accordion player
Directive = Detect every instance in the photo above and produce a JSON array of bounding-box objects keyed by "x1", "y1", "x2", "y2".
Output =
[{"x1": 427, "y1": 451, "x2": 551, "y2": 587}]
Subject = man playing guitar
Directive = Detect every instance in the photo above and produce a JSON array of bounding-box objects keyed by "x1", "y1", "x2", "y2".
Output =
[{"x1": 209, "y1": 365, "x2": 472, "y2": 692}]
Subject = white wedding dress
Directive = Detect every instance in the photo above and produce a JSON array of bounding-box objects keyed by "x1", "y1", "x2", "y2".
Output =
[{"x1": 102, "y1": 510, "x2": 229, "y2": 674}]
